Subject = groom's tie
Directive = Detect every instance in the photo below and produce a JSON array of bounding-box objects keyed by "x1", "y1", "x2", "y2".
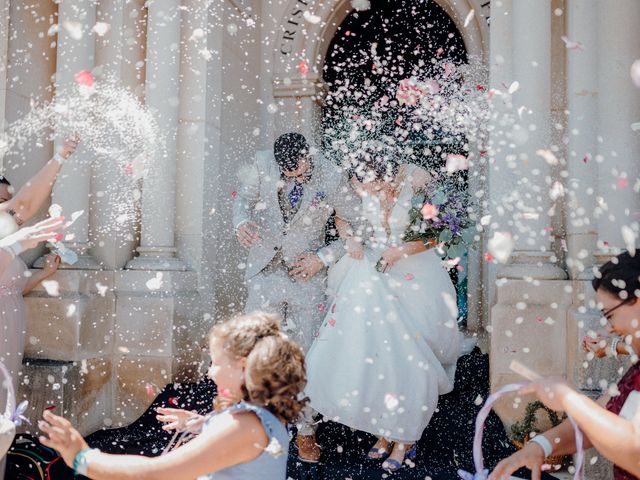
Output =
[{"x1": 288, "y1": 181, "x2": 304, "y2": 208}]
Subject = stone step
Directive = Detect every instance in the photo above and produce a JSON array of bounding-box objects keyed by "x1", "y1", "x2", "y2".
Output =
[{"x1": 16, "y1": 357, "x2": 112, "y2": 436}]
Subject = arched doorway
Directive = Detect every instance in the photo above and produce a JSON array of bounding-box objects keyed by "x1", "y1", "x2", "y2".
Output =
[
  {"x1": 320, "y1": 1, "x2": 473, "y2": 327},
  {"x1": 271, "y1": 0, "x2": 488, "y2": 333}
]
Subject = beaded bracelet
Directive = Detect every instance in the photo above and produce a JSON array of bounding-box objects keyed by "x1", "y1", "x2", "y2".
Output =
[{"x1": 611, "y1": 336, "x2": 620, "y2": 357}]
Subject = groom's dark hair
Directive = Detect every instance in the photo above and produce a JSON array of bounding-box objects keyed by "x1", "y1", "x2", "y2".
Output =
[{"x1": 274, "y1": 133, "x2": 309, "y2": 172}]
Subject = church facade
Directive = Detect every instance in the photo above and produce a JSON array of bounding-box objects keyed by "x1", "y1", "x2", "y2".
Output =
[{"x1": 0, "y1": 1, "x2": 638, "y2": 462}]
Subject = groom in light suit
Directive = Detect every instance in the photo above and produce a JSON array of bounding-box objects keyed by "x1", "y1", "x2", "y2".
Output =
[{"x1": 233, "y1": 133, "x2": 359, "y2": 352}]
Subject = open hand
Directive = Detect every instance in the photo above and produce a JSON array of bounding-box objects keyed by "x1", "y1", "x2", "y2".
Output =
[
  {"x1": 156, "y1": 407, "x2": 204, "y2": 433},
  {"x1": 39, "y1": 409, "x2": 88, "y2": 468},
  {"x1": 0, "y1": 216, "x2": 65, "y2": 252},
  {"x1": 582, "y1": 333, "x2": 609, "y2": 358},
  {"x1": 236, "y1": 221, "x2": 261, "y2": 248},
  {"x1": 290, "y1": 252, "x2": 324, "y2": 282},
  {"x1": 60, "y1": 134, "x2": 80, "y2": 160},
  {"x1": 488, "y1": 441, "x2": 546, "y2": 480},
  {"x1": 379, "y1": 246, "x2": 404, "y2": 270},
  {"x1": 518, "y1": 378, "x2": 574, "y2": 412}
]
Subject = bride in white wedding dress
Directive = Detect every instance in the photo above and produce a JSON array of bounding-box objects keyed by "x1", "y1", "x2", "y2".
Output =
[{"x1": 304, "y1": 150, "x2": 463, "y2": 472}]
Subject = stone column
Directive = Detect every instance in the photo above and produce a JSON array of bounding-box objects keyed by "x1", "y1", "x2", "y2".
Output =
[
  {"x1": 565, "y1": 0, "x2": 598, "y2": 279},
  {"x1": 596, "y1": 0, "x2": 640, "y2": 251},
  {"x1": 0, "y1": 0, "x2": 9, "y2": 170},
  {"x1": 91, "y1": 0, "x2": 146, "y2": 269},
  {"x1": 127, "y1": 0, "x2": 184, "y2": 270},
  {"x1": 175, "y1": 0, "x2": 207, "y2": 270},
  {"x1": 51, "y1": 0, "x2": 98, "y2": 268},
  {"x1": 499, "y1": 0, "x2": 565, "y2": 279}
]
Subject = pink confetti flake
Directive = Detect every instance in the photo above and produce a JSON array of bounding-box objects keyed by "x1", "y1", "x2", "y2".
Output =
[
  {"x1": 421, "y1": 203, "x2": 439, "y2": 220},
  {"x1": 316, "y1": 303, "x2": 325, "y2": 313},
  {"x1": 124, "y1": 163, "x2": 134, "y2": 175},
  {"x1": 168, "y1": 396, "x2": 179, "y2": 406},
  {"x1": 145, "y1": 383, "x2": 156, "y2": 397},
  {"x1": 561, "y1": 35, "x2": 584, "y2": 50},
  {"x1": 74, "y1": 70, "x2": 94, "y2": 87},
  {"x1": 535, "y1": 316, "x2": 544, "y2": 323},
  {"x1": 328, "y1": 319, "x2": 336, "y2": 327},
  {"x1": 618, "y1": 177, "x2": 629, "y2": 188},
  {"x1": 476, "y1": 84, "x2": 485, "y2": 91},
  {"x1": 443, "y1": 62, "x2": 455, "y2": 78},
  {"x1": 436, "y1": 47, "x2": 444, "y2": 57},
  {"x1": 230, "y1": 191, "x2": 238, "y2": 199},
  {"x1": 331, "y1": 303, "x2": 337, "y2": 313},
  {"x1": 405, "y1": 273, "x2": 414, "y2": 281},
  {"x1": 484, "y1": 252, "x2": 494, "y2": 262},
  {"x1": 297, "y1": 60, "x2": 309, "y2": 76}
]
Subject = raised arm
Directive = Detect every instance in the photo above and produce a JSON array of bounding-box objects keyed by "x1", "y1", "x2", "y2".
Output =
[
  {"x1": 558, "y1": 389, "x2": 640, "y2": 476},
  {"x1": 39, "y1": 409, "x2": 269, "y2": 480},
  {"x1": 232, "y1": 157, "x2": 261, "y2": 231},
  {"x1": 1, "y1": 136, "x2": 78, "y2": 225},
  {"x1": 22, "y1": 253, "x2": 60, "y2": 295}
]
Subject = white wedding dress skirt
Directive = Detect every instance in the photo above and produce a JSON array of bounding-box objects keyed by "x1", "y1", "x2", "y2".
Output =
[{"x1": 305, "y1": 165, "x2": 463, "y2": 442}]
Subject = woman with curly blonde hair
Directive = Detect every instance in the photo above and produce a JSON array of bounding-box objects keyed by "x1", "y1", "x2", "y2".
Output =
[{"x1": 36, "y1": 312, "x2": 307, "y2": 480}]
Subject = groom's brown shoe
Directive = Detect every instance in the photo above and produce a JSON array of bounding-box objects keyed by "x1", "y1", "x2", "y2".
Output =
[{"x1": 296, "y1": 434, "x2": 321, "y2": 463}]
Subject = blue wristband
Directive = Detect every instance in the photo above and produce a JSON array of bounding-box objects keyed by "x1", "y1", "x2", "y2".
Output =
[{"x1": 73, "y1": 448, "x2": 99, "y2": 476}]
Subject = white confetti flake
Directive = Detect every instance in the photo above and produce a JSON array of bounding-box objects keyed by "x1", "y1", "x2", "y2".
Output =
[
  {"x1": 622, "y1": 225, "x2": 637, "y2": 256},
  {"x1": 49, "y1": 204, "x2": 63, "y2": 218},
  {"x1": 93, "y1": 22, "x2": 111, "y2": 37},
  {"x1": 445, "y1": 154, "x2": 469, "y2": 173},
  {"x1": 384, "y1": 393, "x2": 399, "y2": 411},
  {"x1": 96, "y1": 282, "x2": 108, "y2": 297},
  {"x1": 264, "y1": 437, "x2": 285, "y2": 458},
  {"x1": 508, "y1": 81, "x2": 520, "y2": 94},
  {"x1": 42, "y1": 280, "x2": 60, "y2": 297},
  {"x1": 0, "y1": 211, "x2": 18, "y2": 238},
  {"x1": 303, "y1": 11, "x2": 321, "y2": 24},
  {"x1": 488, "y1": 231, "x2": 514, "y2": 264},
  {"x1": 463, "y1": 9, "x2": 475, "y2": 28},
  {"x1": 146, "y1": 272, "x2": 164, "y2": 291},
  {"x1": 631, "y1": 60, "x2": 640, "y2": 88},
  {"x1": 351, "y1": 0, "x2": 371, "y2": 12},
  {"x1": 63, "y1": 21, "x2": 83, "y2": 41},
  {"x1": 549, "y1": 181, "x2": 565, "y2": 201},
  {"x1": 536, "y1": 149, "x2": 559, "y2": 166}
]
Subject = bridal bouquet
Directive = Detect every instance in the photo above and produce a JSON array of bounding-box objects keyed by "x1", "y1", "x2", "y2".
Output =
[{"x1": 403, "y1": 174, "x2": 476, "y2": 264}]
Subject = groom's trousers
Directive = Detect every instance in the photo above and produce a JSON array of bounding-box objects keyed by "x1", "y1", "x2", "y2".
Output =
[
  {"x1": 244, "y1": 262, "x2": 325, "y2": 436},
  {"x1": 244, "y1": 263, "x2": 326, "y2": 353}
]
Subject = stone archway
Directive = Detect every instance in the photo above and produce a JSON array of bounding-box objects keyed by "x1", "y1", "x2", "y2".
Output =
[{"x1": 271, "y1": 0, "x2": 490, "y2": 332}]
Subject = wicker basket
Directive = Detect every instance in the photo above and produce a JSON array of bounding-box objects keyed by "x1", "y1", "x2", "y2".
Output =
[{"x1": 510, "y1": 401, "x2": 567, "y2": 467}]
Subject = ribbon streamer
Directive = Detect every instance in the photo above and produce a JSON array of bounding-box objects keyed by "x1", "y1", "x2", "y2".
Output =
[{"x1": 458, "y1": 382, "x2": 584, "y2": 480}]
